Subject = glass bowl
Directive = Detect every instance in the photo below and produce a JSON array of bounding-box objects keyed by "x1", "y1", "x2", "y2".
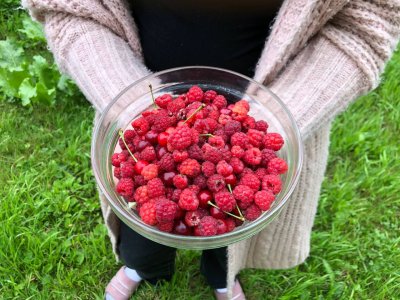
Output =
[{"x1": 91, "y1": 66, "x2": 303, "y2": 250}]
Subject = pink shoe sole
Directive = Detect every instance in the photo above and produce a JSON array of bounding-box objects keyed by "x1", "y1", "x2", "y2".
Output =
[{"x1": 105, "y1": 266, "x2": 141, "y2": 300}]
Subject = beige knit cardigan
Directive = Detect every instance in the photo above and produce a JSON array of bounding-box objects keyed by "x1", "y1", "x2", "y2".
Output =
[{"x1": 23, "y1": 0, "x2": 400, "y2": 295}]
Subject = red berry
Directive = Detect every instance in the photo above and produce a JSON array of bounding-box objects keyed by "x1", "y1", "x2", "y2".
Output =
[
  {"x1": 178, "y1": 158, "x2": 201, "y2": 178},
  {"x1": 114, "y1": 167, "x2": 121, "y2": 179},
  {"x1": 242, "y1": 116, "x2": 256, "y2": 131},
  {"x1": 123, "y1": 130, "x2": 137, "y2": 143},
  {"x1": 202, "y1": 161, "x2": 216, "y2": 177},
  {"x1": 224, "y1": 218, "x2": 236, "y2": 232},
  {"x1": 255, "y1": 120, "x2": 268, "y2": 132},
  {"x1": 240, "y1": 173, "x2": 261, "y2": 191},
  {"x1": 173, "y1": 174, "x2": 189, "y2": 189},
  {"x1": 145, "y1": 130, "x2": 158, "y2": 144},
  {"x1": 255, "y1": 168, "x2": 268, "y2": 180},
  {"x1": 168, "y1": 125, "x2": 192, "y2": 150},
  {"x1": 116, "y1": 178, "x2": 135, "y2": 198},
  {"x1": 158, "y1": 153, "x2": 175, "y2": 172},
  {"x1": 224, "y1": 174, "x2": 237, "y2": 186},
  {"x1": 216, "y1": 219, "x2": 227, "y2": 235},
  {"x1": 209, "y1": 136, "x2": 225, "y2": 148},
  {"x1": 187, "y1": 85, "x2": 204, "y2": 102},
  {"x1": 158, "y1": 221, "x2": 174, "y2": 232},
  {"x1": 157, "y1": 132, "x2": 169, "y2": 146},
  {"x1": 197, "y1": 216, "x2": 218, "y2": 236},
  {"x1": 178, "y1": 188, "x2": 199, "y2": 211},
  {"x1": 187, "y1": 144, "x2": 203, "y2": 161},
  {"x1": 231, "y1": 145, "x2": 244, "y2": 158},
  {"x1": 254, "y1": 190, "x2": 275, "y2": 211},
  {"x1": 140, "y1": 201, "x2": 157, "y2": 225},
  {"x1": 233, "y1": 185, "x2": 254, "y2": 209},
  {"x1": 264, "y1": 133, "x2": 284, "y2": 151},
  {"x1": 132, "y1": 117, "x2": 150, "y2": 136},
  {"x1": 171, "y1": 189, "x2": 182, "y2": 202},
  {"x1": 134, "y1": 175, "x2": 146, "y2": 186},
  {"x1": 212, "y1": 95, "x2": 227, "y2": 109},
  {"x1": 244, "y1": 204, "x2": 262, "y2": 221},
  {"x1": 120, "y1": 161, "x2": 135, "y2": 178},
  {"x1": 141, "y1": 163, "x2": 158, "y2": 181},
  {"x1": 216, "y1": 160, "x2": 233, "y2": 177},
  {"x1": 137, "y1": 140, "x2": 151, "y2": 152},
  {"x1": 155, "y1": 198, "x2": 178, "y2": 222},
  {"x1": 193, "y1": 175, "x2": 207, "y2": 189},
  {"x1": 261, "y1": 149, "x2": 277, "y2": 167},
  {"x1": 156, "y1": 146, "x2": 168, "y2": 159},
  {"x1": 230, "y1": 132, "x2": 249, "y2": 148},
  {"x1": 247, "y1": 129, "x2": 264, "y2": 147},
  {"x1": 161, "y1": 171, "x2": 176, "y2": 186},
  {"x1": 203, "y1": 90, "x2": 217, "y2": 103},
  {"x1": 134, "y1": 160, "x2": 149, "y2": 175},
  {"x1": 140, "y1": 146, "x2": 156, "y2": 162},
  {"x1": 167, "y1": 98, "x2": 186, "y2": 114},
  {"x1": 267, "y1": 157, "x2": 288, "y2": 175},
  {"x1": 112, "y1": 153, "x2": 122, "y2": 167},
  {"x1": 155, "y1": 94, "x2": 173, "y2": 108},
  {"x1": 207, "y1": 174, "x2": 226, "y2": 193},
  {"x1": 261, "y1": 175, "x2": 282, "y2": 195},
  {"x1": 215, "y1": 191, "x2": 236, "y2": 212},
  {"x1": 210, "y1": 206, "x2": 226, "y2": 219},
  {"x1": 198, "y1": 190, "x2": 213, "y2": 208},
  {"x1": 134, "y1": 186, "x2": 149, "y2": 204},
  {"x1": 147, "y1": 178, "x2": 165, "y2": 198},
  {"x1": 230, "y1": 157, "x2": 244, "y2": 174},
  {"x1": 184, "y1": 210, "x2": 202, "y2": 227},
  {"x1": 203, "y1": 146, "x2": 223, "y2": 164},
  {"x1": 243, "y1": 148, "x2": 262, "y2": 166}
]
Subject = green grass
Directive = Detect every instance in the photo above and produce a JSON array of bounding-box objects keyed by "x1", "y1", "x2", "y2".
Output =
[{"x1": 1, "y1": 3, "x2": 400, "y2": 299}]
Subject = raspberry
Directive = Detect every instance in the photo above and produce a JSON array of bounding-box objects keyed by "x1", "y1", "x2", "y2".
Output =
[
  {"x1": 255, "y1": 120, "x2": 268, "y2": 132},
  {"x1": 140, "y1": 146, "x2": 156, "y2": 162},
  {"x1": 247, "y1": 129, "x2": 264, "y2": 147},
  {"x1": 254, "y1": 190, "x2": 275, "y2": 211},
  {"x1": 156, "y1": 146, "x2": 168, "y2": 159},
  {"x1": 178, "y1": 158, "x2": 201, "y2": 178},
  {"x1": 191, "y1": 128, "x2": 200, "y2": 144},
  {"x1": 235, "y1": 100, "x2": 250, "y2": 111},
  {"x1": 214, "y1": 129, "x2": 229, "y2": 143},
  {"x1": 123, "y1": 129, "x2": 137, "y2": 143},
  {"x1": 231, "y1": 145, "x2": 244, "y2": 158},
  {"x1": 168, "y1": 126, "x2": 192, "y2": 150},
  {"x1": 184, "y1": 210, "x2": 202, "y2": 226},
  {"x1": 147, "y1": 178, "x2": 165, "y2": 198},
  {"x1": 207, "y1": 106, "x2": 220, "y2": 120},
  {"x1": 244, "y1": 204, "x2": 262, "y2": 221},
  {"x1": 187, "y1": 184, "x2": 201, "y2": 195},
  {"x1": 218, "y1": 114, "x2": 232, "y2": 125},
  {"x1": 202, "y1": 161, "x2": 216, "y2": 177},
  {"x1": 212, "y1": 95, "x2": 227, "y2": 109},
  {"x1": 267, "y1": 157, "x2": 288, "y2": 175},
  {"x1": 193, "y1": 175, "x2": 207, "y2": 189},
  {"x1": 158, "y1": 153, "x2": 175, "y2": 172},
  {"x1": 132, "y1": 117, "x2": 150, "y2": 136},
  {"x1": 197, "y1": 216, "x2": 218, "y2": 236},
  {"x1": 216, "y1": 160, "x2": 233, "y2": 177},
  {"x1": 118, "y1": 151, "x2": 129, "y2": 163},
  {"x1": 188, "y1": 144, "x2": 203, "y2": 161},
  {"x1": 120, "y1": 162, "x2": 135, "y2": 178},
  {"x1": 167, "y1": 98, "x2": 186, "y2": 114},
  {"x1": 203, "y1": 90, "x2": 217, "y2": 103},
  {"x1": 216, "y1": 219, "x2": 227, "y2": 235},
  {"x1": 204, "y1": 118, "x2": 218, "y2": 133},
  {"x1": 240, "y1": 173, "x2": 261, "y2": 191},
  {"x1": 230, "y1": 132, "x2": 249, "y2": 149},
  {"x1": 173, "y1": 174, "x2": 188, "y2": 189},
  {"x1": 187, "y1": 85, "x2": 204, "y2": 102},
  {"x1": 155, "y1": 198, "x2": 178, "y2": 222},
  {"x1": 264, "y1": 133, "x2": 284, "y2": 151},
  {"x1": 233, "y1": 185, "x2": 254, "y2": 203},
  {"x1": 230, "y1": 157, "x2": 244, "y2": 174},
  {"x1": 134, "y1": 175, "x2": 146, "y2": 186},
  {"x1": 220, "y1": 147, "x2": 232, "y2": 161},
  {"x1": 141, "y1": 163, "x2": 159, "y2": 181},
  {"x1": 178, "y1": 188, "x2": 199, "y2": 211},
  {"x1": 171, "y1": 189, "x2": 182, "y2": 202},
  {"x1": 261, "y1": 175, "x2": 282, "y2": 194},
  {"x1": 255, "y1": 168, "x2": 268, "y2": 180},
  {"x1": 152, "y1": 114, "x2": 176, "y2": 133},
  {"x1": 224, "y1": 218, "x2": 236, "y2": 232},
  {"x1": 242, "y1": 116, "x2": 256, "y2": 131},
  {"x1": 215, "y1": 191, "x2": 236, "y2": 212},
  {"x1": 261, "y1": 149, "x2": 277, "y2": 167},
  {"x1": 232, "y1": 102, "x2": 249, "y2": 119},
  {"x1": 203, "y1": 146, "x2": 223, "y2": 164},
  {"x1": 165, "y1": 187, "x2": 174, "y2": 198},
  {"x1": 209, "y1": 136, "x2": 225, "y2": 148},
  {"x1": 157, "y1": 221, "x2": 174, "y2": 232},
  {"x1": 116, "y1": 178, "x2": 135, "y2": 198},
  {"x1": 172, "y1": 150, "x2": 189, "y2": 163},
  {"x1": 140, "y1": 201, "x2": 157, "y2": 225},
  {"x1": 112, "y1": 153, "x2": 121, "y2": 167},
  {"x1": 207, "y1": 174, "x2": 226, "y2": 193},
  {"x1": 155, "y1": 94, "x2": 173, "y2": 108},
  {"x1": 114, "y1": 167, "x2": 121, "y2": 179},
  {"x1": 243, "y1": 148, "x2": 262, "y2": 166},
  {"x1": 133, "y1": 159, "x2": 149, "y2": 174}
]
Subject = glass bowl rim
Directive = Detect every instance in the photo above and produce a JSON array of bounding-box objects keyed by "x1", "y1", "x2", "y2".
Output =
[{"x1": 91, "y1": 66, "x2": 304, "y2": 245}]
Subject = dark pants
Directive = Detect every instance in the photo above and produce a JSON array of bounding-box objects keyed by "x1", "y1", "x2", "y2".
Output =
[{"x1": 118, "y1": 221, "x2": 228, "y2": 289}]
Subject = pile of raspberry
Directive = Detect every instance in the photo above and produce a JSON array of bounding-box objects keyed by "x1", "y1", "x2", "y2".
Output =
[{"x1": 112, "y1": 85, "x2": 288, "y2": 236}]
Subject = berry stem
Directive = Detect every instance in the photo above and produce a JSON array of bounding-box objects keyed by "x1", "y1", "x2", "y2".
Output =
[
  {"x1": 227, "y1": 184, "x2": 233, "y2": 194},
  {"x1": 149, "y1": 84, "x2": 157, "y2": 109},
  {"x1": 199, "y1": 133, "x2": 215, "y2": 138},
  {"x1": 207, "y1": 201, "x2": 245, "y2": 221},
  {"x1": 128, "y1": 202, "x2": 137, "y2": 209},
  {"x1": 236, "y1": 204, "x2": 244, "y2": 219},
  {"x1": 183, "y1": 103, "x2": 206, "y2": 124},
  {"x1": 118, "y1": 129, "x2": 138, "y2": 163}
]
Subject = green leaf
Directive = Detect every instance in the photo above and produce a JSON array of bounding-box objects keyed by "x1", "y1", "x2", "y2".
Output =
[
  {"x1": 33, "y1": 81, "x2": 56, "y2": 105},
  {"x1": 29, "y1": 55, "x2": 58, "y2": 89},
  {"x1": 0, "y1": 67, "x2": 30, "y2": 98},
  {"x1": 0, "y1": 39, "x2": 24, "y2": 71},
  {"x1": 18, "y1": 78, "x2": 37, "y2": 106},
  {"x1": 18, "y1": 17, "x2": 45, "y2": 41}
]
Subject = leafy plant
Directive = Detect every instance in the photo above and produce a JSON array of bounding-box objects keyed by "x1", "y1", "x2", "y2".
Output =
[{"x1": 0, "y1": 16, "x2": 78, "y2": 106}]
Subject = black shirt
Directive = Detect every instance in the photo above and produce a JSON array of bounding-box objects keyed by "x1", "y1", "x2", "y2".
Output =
[{"x1": 130, "y1": 0, "x2": 282, "y2": 77}]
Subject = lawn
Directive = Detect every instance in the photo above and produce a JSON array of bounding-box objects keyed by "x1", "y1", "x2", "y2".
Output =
[{"x1": 1, "y1": 2, "x2": 399, "y2": 300}]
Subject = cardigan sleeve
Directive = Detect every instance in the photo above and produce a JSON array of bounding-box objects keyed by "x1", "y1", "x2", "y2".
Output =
[
  {"x1": 22, "y1": 2, "x2": 150, "y2": 112},
  {"x1": 268, "y1": 0, "x2": 400, "y2": 140}
]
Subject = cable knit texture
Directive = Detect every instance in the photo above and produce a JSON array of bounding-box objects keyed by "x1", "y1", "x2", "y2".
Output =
[{"x1": 22, "y1": 0, "x2": 400, "y2": 296}]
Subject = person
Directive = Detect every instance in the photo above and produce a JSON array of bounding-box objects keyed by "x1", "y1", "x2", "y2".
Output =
[{"x1": 23, "y1": 0, "x2": 400, "y2": 299}]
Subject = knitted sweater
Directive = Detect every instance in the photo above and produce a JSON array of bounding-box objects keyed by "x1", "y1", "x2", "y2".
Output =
[{"x1": 23, "y1": 0, "x2": 400, "y2": 295}]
